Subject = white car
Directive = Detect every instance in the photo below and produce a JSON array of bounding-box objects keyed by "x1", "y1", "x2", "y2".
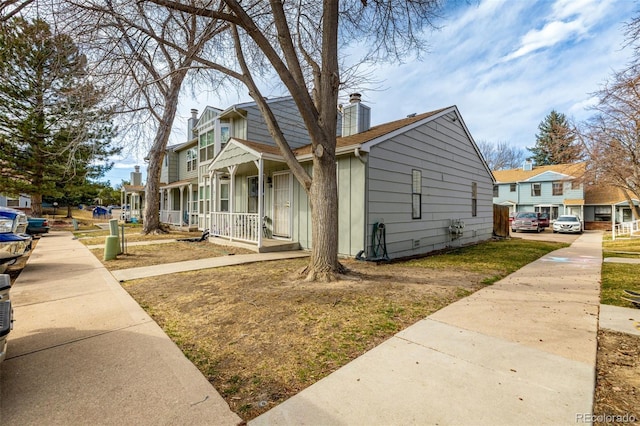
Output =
[{"x1": 553, "y1": 215, "x2": 583, "y2": 234}]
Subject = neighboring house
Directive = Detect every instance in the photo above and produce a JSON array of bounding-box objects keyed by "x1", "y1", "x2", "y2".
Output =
[
  {"x1": 583, "y1": 184, "x2": 639, "y2": 230},
  {"x1": 0, "y1": 194, "x2": 30, "y2": 209},
  {"x1": 120, "y1": 166, "x2": 145, "y2": 221},
  {"x1": 205, "y1": 96, "x2": 494, "y2": 259},
  {"x1": 492, "y1": 161, "x2": 586, "y2": 221}
]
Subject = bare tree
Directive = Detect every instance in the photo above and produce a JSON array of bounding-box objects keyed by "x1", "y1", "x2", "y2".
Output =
[
  {"x1": 576, "y1": 12, "x2": 640, "y2": 219},
  {"x1": 0, "y1": 0, "x2": 35, "y2": 21},
  {"x1": 144, "y1": 0, "x2": 443, "y2": 281},
  {"x1": 58, "y1": 0, "x2": 229, "y2": 233},
  {"x1": 477, "y1": 140, "x2": 527, "y2": 171},
  {"x1": 580, "y1": 67, "x2": 640, "y2": 218}
]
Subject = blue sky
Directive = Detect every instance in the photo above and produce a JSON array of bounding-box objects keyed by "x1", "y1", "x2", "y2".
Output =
[{"x1": 103, "y1": 0, "x2": 638, "y2": 186}]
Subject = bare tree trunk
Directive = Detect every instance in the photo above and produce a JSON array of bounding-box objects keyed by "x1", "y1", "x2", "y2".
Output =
[
  {"x1": 142, "y1": 77, "x2": 185, "y2": 234},
  {"x1": 304, "y1": 155, "x2": 345, "y2": 281}
]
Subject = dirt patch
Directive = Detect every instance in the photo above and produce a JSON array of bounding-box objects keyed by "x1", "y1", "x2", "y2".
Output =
[
  {"x1": 594, "y1": 329, "x2": 640, "y2": 424},
  {"x1": 91, "y1": 241, "x2": 254, "y2": 270},
  {"x1": 122, "y1": 257, "x2": 491, "y2": 420}
]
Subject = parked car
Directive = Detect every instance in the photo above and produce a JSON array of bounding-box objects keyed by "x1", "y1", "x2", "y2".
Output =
[
  {"x1": 0, "y1": 207, "x2": 31, "y2": 274},
  {"x1": 26, "y1": 217, "x2": 50, "y2": 236},
  {"x1": 538, "y1": 213, "x2": 550, "y2": 228},
  {"x1": 511, "y1": 212, "x2": 544, "y2": 233},
  {"x1": 552, "y1": 215, "x2": 583, "y2": 234},
  {"x1": 0, "y1": 274, "x2": 12, "y2": 364}
]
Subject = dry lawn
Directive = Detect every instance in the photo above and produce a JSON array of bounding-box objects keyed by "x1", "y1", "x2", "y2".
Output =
[
  {"x1": 90, "y1": 241, "x2": 253, "y2": 270},
  {"x1": 593, "y1": 330, "x2": 640, "y2": 424},
  {"x1": 120, "y1": 254, "x2": 504, "y2": 420}
]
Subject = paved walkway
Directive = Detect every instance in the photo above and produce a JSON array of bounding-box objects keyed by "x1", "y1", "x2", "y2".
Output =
[
  {"x1": 1, "y1": 231, "x2": 242, "y2": 425},
  {"x1": 251, "y1": 232, "x2": 604, "y2": 425},
  {"x1": 111, "y1": 251, "x2": 309, "y2": 282}
]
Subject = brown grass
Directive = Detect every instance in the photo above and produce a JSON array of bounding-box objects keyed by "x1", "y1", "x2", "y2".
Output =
[
  {"x1": 121, "y1": 256, "x2": 497, "y2": 420},
  {"x1": 91, "y1": 241, "x2": 254, "y2": 270}
]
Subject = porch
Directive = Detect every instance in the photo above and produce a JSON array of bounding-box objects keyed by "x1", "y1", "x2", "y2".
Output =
[
  {"x1": 209, "y1": 211, "x2": 300, "y2": 253},
  {"x1": 159, "y1": 179, "x2": 198, "y2": 231}
]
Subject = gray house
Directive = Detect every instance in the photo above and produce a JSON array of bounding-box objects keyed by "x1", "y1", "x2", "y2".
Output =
[{"x1": 207, "y1": 97, "x2": 494, "y2": 259}]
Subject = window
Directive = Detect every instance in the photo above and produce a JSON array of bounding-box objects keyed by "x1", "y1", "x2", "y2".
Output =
[
  {"x1": 493, "y1": 185, "x2": 499, "y2": 197},
  {"x1": 219, "y1": 181, "x2": 229, "y2": 212},
  {"x1": 552, "y1": 182, "x2": 563, "y2": 196},
  {"x1": 412, "y1": 169, "x2": 421, "y2": 219},
  {"x1": 571, "y1": 180, "x2": 581, "y2": 190},
  {"x1": 6, "y1": 197, "x2": 18, "y2": 207},
  {"x1": 472, "y1": 182, "x2": 478, "y2": 217},
  {"x1": 510, "y1": 183, "x2": 516, "y2": 192},
  {"x1": 531, "y1": 183, "x2": 541, "y2": 197},
  {"x1": 248, "y1": 176, "x2": 259, "y2": 214},
  {"x1": 186, "y1": 148, "x2": 197, "y2": 172},
  {"x1": 199, "y1": 130, "x2": 215, "y2": 162},
  {"x1": 220, "y1": 124, "x2": 230, "y2": 149},
  {"x1": 594, "y1": 206, "x2": 611, "y2": 222}
]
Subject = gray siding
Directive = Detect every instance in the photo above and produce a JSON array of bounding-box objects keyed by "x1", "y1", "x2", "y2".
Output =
[
  {"x1": 161, "y1": 151, "x2": 179, "y2": 184},
  {"x1": 366, "y1": 114, "x2": 493, "y2": 259},
  {"x1": 245, "y1": 98, "x2": 310, "y2": 149},
  {"x1": 178, "y1": 149, "x2": 198, "y2": 181}
]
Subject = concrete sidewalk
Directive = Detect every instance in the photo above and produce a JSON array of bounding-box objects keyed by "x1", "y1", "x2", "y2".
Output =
[
  {"x1": 252, "y1": 232, "x2": 603, "y2": 425},
  {"x1": 111, "y1": 251, "x2": 309, "y2": 281},
  {"x1": 1, "y1": 232, "x2": 242, "y2": 425}
]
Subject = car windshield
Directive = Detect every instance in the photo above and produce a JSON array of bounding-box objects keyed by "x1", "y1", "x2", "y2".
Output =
[
  {"x1": 517, "y1": 213, "x2": 537, "y2": 219},
  {"x1": 557, "y1": 216, "x2": 578, "y2": 222}
]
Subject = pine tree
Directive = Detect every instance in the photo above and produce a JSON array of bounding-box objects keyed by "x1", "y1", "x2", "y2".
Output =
[
  {"x1": 528, "y1": 110, "x2": 582, "y2": 165},
  {"x1": 0, "y1": 18, "x2": 119, "y2": 216}
]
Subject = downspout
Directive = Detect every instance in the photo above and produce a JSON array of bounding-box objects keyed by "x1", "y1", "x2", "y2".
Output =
[{"x1": 354, "y1": 147, "x2": 367, "y2": 164}]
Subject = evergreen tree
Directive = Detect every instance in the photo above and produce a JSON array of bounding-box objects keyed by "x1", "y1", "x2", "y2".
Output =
[
  {"x1": 528, "y1": 110, "x2": 582, "y2": 165},
  {"x1": 0, "y1": 18, "x2": 120, "y2": 216}
]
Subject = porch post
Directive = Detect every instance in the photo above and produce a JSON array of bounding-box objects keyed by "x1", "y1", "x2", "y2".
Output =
[
  {"x1": 228, "y1": 165, "x2": 237, "y2": 214},
  {"x1": 258, "y1": 156, "x2": 264, "y2": 248},
  {"x1": 187, "y1": 184, "x2": 192, "y2": 227},
  {"x1": 228, "y1": 165, "x2": 237, "y2": 241},
  {"x1": 212, "y1": 170, "x2": 218, "y2": 232},
  {"x1": 179, "y1": 185, "x2": 185, "y2": 227}
]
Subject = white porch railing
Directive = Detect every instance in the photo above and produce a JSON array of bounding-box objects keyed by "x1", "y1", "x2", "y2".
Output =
[
  {"x1": 211, "y1": 212, "x2": 260, "y2": 243},
  {"x1": 161, "y1": 209, "x2": 199, "y2": 228},
  {"x1": 613, "y1": 219, "x2": 640, "y2": 240}
]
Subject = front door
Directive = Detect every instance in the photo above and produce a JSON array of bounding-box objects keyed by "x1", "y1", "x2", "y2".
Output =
[{"x1": 272, "y1": 172, "x2": 291, "y2": 238}]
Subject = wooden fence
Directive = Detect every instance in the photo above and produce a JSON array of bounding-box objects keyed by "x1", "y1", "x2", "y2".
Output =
[{"x1": 493, "y1": 204, "x2": 510, "y2": 237}]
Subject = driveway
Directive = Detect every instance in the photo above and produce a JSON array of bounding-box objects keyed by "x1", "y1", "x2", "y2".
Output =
[{"x1": 510, "y1": 228, "x2": 583, "y2": 244}]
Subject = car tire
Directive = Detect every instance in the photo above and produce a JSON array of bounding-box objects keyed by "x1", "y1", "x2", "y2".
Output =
[{"x1": 512, "y1": 228, "x2": 516, "y2": 233}]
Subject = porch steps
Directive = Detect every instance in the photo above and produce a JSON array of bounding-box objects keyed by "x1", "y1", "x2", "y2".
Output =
[{"x1": 208, "y1": 236, "x2": 301, "y2": 253}]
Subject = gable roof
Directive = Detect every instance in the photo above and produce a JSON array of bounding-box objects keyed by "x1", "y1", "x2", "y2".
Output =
[
  {"x1": 493, "y1": 163, "x2": 586, "y2": 183},
  {"x1": 585, "y1": 184, "x2": 640, "y2": 205},
  {"x1": 209, "y1": 105, "x2": 492, "y2": 179}
]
